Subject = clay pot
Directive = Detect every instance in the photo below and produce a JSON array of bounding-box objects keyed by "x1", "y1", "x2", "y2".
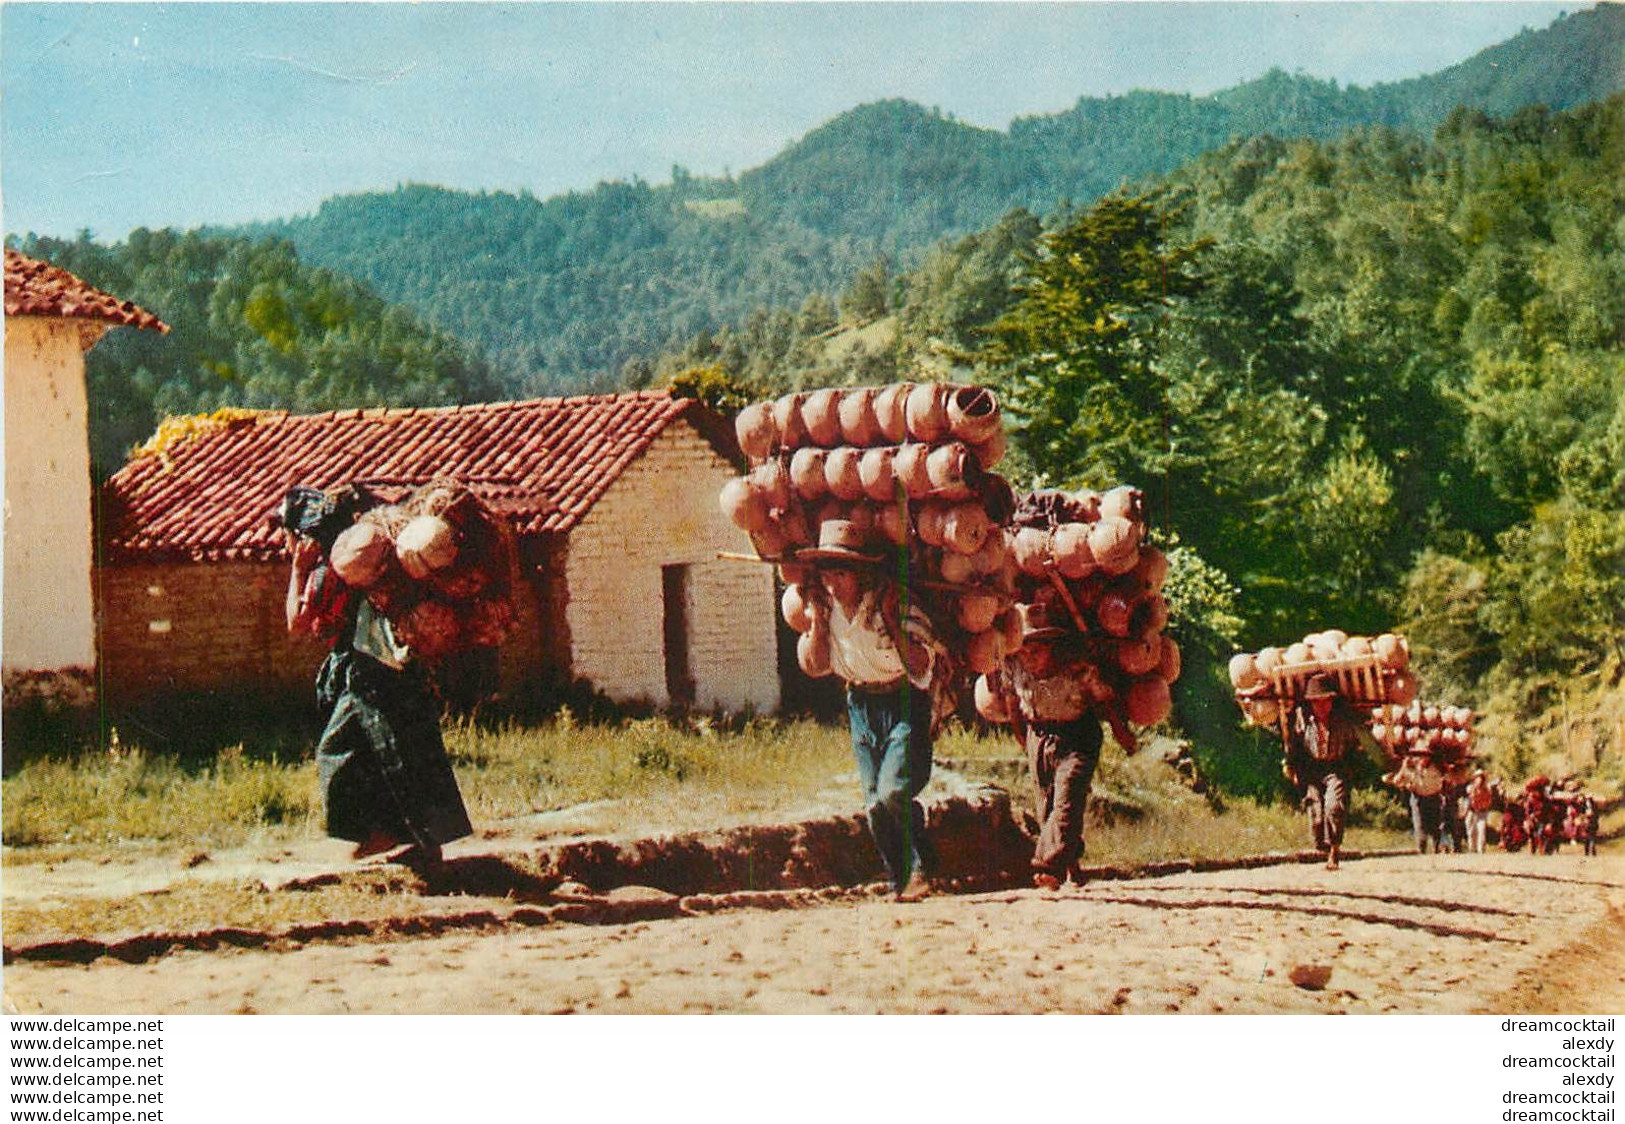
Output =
[
  {"x1": 859, "y1": 447, "x2": 898, "y2": 503},
  {"x1": 1126, "y1": 675, "x2": 1172, "y2": 726},
  {"x1": 1067, "y1": 490, "x2": 1103, "y2": 523},
  {"x1": 1051, "y1": 524, "x2": 1095, "y2": 580},
  {"x1": 1387, "y1": 670, "x2": 1419, "y2": 707},
  {"x1": 772, "y1": 393, "x2": 808, "y2": 449},
  {"x1": 1309, "y1": 633, "x2": 1342, "y2": 662},
  {"x1": 823, "y1": 447, "x2": 866, "y2": 501},
  {"x1": 396, "y1": 515, "x2": 459, "y2": 580},
  {"x1": 1158, "y1": 635, "x2": 1182, "y2": 682},
  {"x1": 1374, "y1": 633, "x2": 1408, "y2": 671},
  {"x1": 778, "y1": 503, "x2": 814, "y2": 547},
  {"x1": 1012, "y1": 528, "x2": 1053, "y2": 577},
  {"x1": 838, "y1": 387, "x2": 881, "y2": 446},
  {"x1": 1322, "y1": 628, "x2": 1349, "y2": 649},
  {"x1": 1134, "y1": 594, "x2": 1169, "y2": 634},
  {"x1": 925, "y1": 442, "x2": 979, "y2": 500},
  {"x1": 330, "y1": 521, "x2": 393, "y2": 589},
  {"x1": 1131, "y1": 546, "x2": 1169, "y2": 595},
  {"x1": 970, "y1": 428, "x2": 1007, "y2": 471},
  {"x1": 750, "y1": 524, "x2": 790, "y2": 560},
  {"x1": 781, "y1": 584, "x2": 814, "y2": 634},
  {"x1": 1088, "y1": 516, "x2": 1140, "y2": 576},
  {"x1": 872, "y1": 383, "x2": 913, "y2": 444},
  {"x1": 874, "y1": 504, "x2": 908, "y2": 546},
  {"x1": 1371, "y1": 722, "x2": 1390, "y2": 744},
  {"x1": 750, "y1": 459, "x2": 793, "y2": 511},
  {"x1": 957, "y1": 591, "x2": 1002, "y2": 634},
  {"x1": 974, "y1": 675, "x2": 1009, "y2": 724},
  {"x1": 892, "y1": 443, "x2": 933, "y2": 499},
  {"x1": 916, "y1": 504, "x2": 950, "y2": 548},
  {"x1": 1099, "y1": 485, "x2": 1143, "y2": 523},
  {"x1": 1254, "y1": 647, "x2": 1284, "y2": 678},
  {"x1": 735, "y1": 402, "x2": 778, "y2": 462},
  {"x1": 1422, "y1": 705, "x2": 1440, "y2": 728},
  {"x1": 1245, "y1": 697, "x2": 1280, "y2": 727},
  {"x1": 844, "y1": 503, "x2": 875, "y2": 537},
  {"x1": 1406, "y1": 701, "x2": 1424, "y2": 724},
  {"x1": 938, "y1": 551, "x2": 975, "y2": 585},
  {"x1": 797, "y1": 631, "x2": 832, "y2": 678},
  {"x1": 464, "y1": 597, "x2": 516, "y2": 648},
  {"x1": 787, "y1": 447, "x2": 830, "y2": 502},
  {"x1": 905, "y1": 383, "x2": 951, "y2": 443},
  {"x1": 998, "y1": 609, "x2": 1024, "y2": 655},
  {"x1": 801, "y1": 388, "x2": 844, "y2": 447},
  {"x1": 966, "y1": 629, "x2": 1001, "y2": 675},
  {"x1": 946, "y1": 385, "x2": 1001, "y2": 445},
  {"x1": 1096, "y1": 591, "x2": 1135, "y2": 638},
  {"x1": 1117, "y1": 636, "x2": 1160, "y2": 676},
  {"x1": 396, "y1": 598, "x2": 460, "y2": 659},
  {"x1": 971, "y1": 533, "x2": 1008, "y2": 576},
  {"x1": 942, "y1": 503, "x2": 991, "y2": 556},
  {"x1": 1229, "y1": 652, "x2": 1262, "y2": 690},
  {"x1": 1282, "y1": 643, "x2": 1314, "y2": 668},
  {"x1": 1342, "y1": 635, "x2": 1373, "y2": 659}
]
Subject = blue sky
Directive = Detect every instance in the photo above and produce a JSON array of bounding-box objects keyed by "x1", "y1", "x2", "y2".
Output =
[{"x1": 2, "y1": 2, "x2": 1574, "y2": 240}]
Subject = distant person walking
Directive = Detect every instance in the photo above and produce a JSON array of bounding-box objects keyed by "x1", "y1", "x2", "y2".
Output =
[
  {"x1": 1285, "y1": 674, "x2": 1359, "y2": 870},
  {"x1": 1464, "y1": 769, "x2": 1495, "y2": 854},
  {"x1": 282, "y1": 485, "x2": 472, "y2": 866}
]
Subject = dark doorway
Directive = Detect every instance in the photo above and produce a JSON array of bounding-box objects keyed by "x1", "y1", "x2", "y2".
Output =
[{"x1": 662, "y1": 563, "x2": 695, "y2": 706}]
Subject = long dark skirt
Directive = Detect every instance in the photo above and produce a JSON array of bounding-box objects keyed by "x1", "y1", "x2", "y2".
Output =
[{"x1": 315, "y1": 648, "x2": 472, "y2": 849}]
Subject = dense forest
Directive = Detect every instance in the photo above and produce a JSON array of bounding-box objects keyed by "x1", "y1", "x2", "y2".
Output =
[
  {"x1": 248, "y1": 4, "x2": 1623, "y2": 392},
  {"x1": 8, "y1": 230, "x2": 499, "y2": 474}
]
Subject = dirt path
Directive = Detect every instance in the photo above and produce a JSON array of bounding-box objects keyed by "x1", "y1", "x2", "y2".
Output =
[{"x1": 7, "y1": 852, "x2": 1621, "y2": 1015}]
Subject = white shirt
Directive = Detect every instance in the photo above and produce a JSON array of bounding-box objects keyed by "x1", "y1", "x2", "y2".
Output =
[{"x1": 826, "y1": 590, "x2": 907, "y2": 686}]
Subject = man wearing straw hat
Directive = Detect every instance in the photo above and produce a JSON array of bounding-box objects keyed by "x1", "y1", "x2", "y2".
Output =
[
  {"x1": 802, "y1": 520, "x2": 950, "y2": 902},
  {"x1": 1286, "y1": 673, "x2": 1359, "y2": 870}
]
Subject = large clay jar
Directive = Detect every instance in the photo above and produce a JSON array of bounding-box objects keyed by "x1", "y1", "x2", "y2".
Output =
[
  {"x1": 772, "y1": 392, "x2": 808, "y2": 450},
  {"x1": 396, "y1": 515, "x2": 459, "y2": 581},
  {"x1": 957, "y1": 591, "x2": 1002, "y2": 634},
  {"x1": 1158, "y1": 636, "x2": 1182, "y2": 682},
  {"x1": 1282, "y1": 642, "x2": 1314, "y2": 668},
  {"x1": 330, "y1": 521, "x2": 394, "y2": 589},
  {"x1": 946, "y1": 385, "x2": 1001, "y2": 445},
  {"x1": 1088, "y1": 516, "x2": 1140, "y2": 576},
  {"x1": 1229, "y1": 652, "x2": 1262, "y2": 690},
  {"x1": 1254, "y1": 647, "x2": 1284, "y2": 678},
  {"x1": 925, "y1": 442, "x2": 978, "y2": 501},
  {"x1": 974, "y1": 675, "x2": 1009, "y2": 724},
  {"x1": 801, "y1": 388, "x2": 844, "y2": 447},
  {"x1": 938, "y1": 551, "x2": 975, "y2": 584},
  {"x1": 797, "y1": 631, "x2": 832, "y2": 678},
  {"x1": 915, "y1": 503, "x2": 950, "y2": 548},
  {"x1": 1132, "y1": 546, "x2": 1169, "y2": 595},
  {"x1": 970, "y1": 428, "x2": 1007, "y2": 471},
  {"x1": 998, "y1": 608, "x2": 1024, "y2": 655},
  {"x1": 859, "y1": 447, "x2": 897, "y2": 503},
  {"x1": 1386, "y1": 670, "x2": 1419, "y2": 707},
  {"x1": 397, "y1": 598, "x2": 461, "y2": 660},
  {"x1": 1309, "y1": 633, "x2": 1342, "y2": 662},
  {"x1": 1134, "y1": 593, "x2": 1169, "y2": 634},
  {"x1": 781, "y1": 584, "x2": 814, "y2": 633},
  {"x1": 749, "y1": 524, "x2": 789, "y2": 560},
  {"x1": 1096, "y1": 591, "x2": 1135, "y2": 638},
  {"x1": 1012, "y1": 527, "x2": 1052, "y2": 576},
  {"x1": 823, "y1": 447, "x2": 866, "y2": 501},
  {"x1": 1099, "y1": 484, "x2": 1143, "y2": 523},
  {"x1": 904, "y1": 383, "x2": 951, "y2": 443},
  {"x1": 1374, "y1": 633, "x2": 1409, "y2": 671},
  {"x1": 966, "y1": 629, "x2": 1001, "y2": 675},
  {"x1": 838, "y1": 386, "x2": 881, "y2": 446},
  {"x1": 1068, "y1": 490, "x2": 1103, "y2": 523},
  {"x1": 874, "y1": 503, "x2": 908, "y2": 546},
  {"x1": 942, "y1": 503, "x2": 991, "y2": 556},
  {"x1": 892, "y1": 443, "x2": 933, "y2": 499},
  {"x1": 1126, "y1": 675, "x2": 1172, "y2": 726},
  {"x1": 750, "y1": 458, "x2": 793, "y2": 511},
  {"x1": 790, "y1": 447, "x2": 830, "y2": 501},
  {"x1": 778, "y1": 503, "x2": 814, "y2": 547},
  {"x1": 1050, "y1": 523, "x2": 1095, "y2": 580},
  {"x1": 1341, "y1": 634, "x2": 1373, "y2": 659},
  {"x1": 735, "y1": 402, "x2": 778, "y2": 462},
  {"x1": 1117, "y1": 636, "x2": 1160, "y2": 676},
  {"x1": 872, "y1": 383, "x2": 913, "y2": 444}
]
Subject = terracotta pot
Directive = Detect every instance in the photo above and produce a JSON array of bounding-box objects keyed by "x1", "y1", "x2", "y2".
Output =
[
  {"x1": 1096, "y1": 591, "x2": 1135, "y2": 638},
  {"x1": 1406, "y1": 700, "x2": 1423, "y2": 724},
  {"x1": 1342, "y1": 635, "x2": 1373, "y2": 658},
  {"x1": 790, "y1": 447, "x2": 830, "y2": 501},
  {"x1": 872, "y1": 383, "x2": 913, "y2": 444},
  {"x1": 1309, "y1": 633, "x2": 1341, "y2": 662},
  {"x1": 843, "y1": 503, "x2": 875, "y2": 536},
  {"x1": 942, "y1": 503, "x2": 991, "y2": 556},
  {"x1": 938, "y1": 551, "x2": 975, "y2": 584},
  {"x1": 1374, "y1": 633, "x2": 1409, "y2": 671},
  {"x1": 1128, "y1": 545, "x2": 1168, "y2": 597},
  {"x1": 777, "y1": 503, "x2": 814, "y2": 547},
  {"x1": 1126, "y1": 675, "x2": 1172, "y2": 726},
  {"x1": 1371, "y1": 722, "x2": 1390, "y2": 744},
  {"x1": 966, "y1": 629, "x2": 1001, "y2": 675},
  {"x1": 396, "y1": 598, "x2": 461, "y2": 660},
  {"x1": 1068, "y1": 490, "x2": 1103, "y2": 523},
  {"x1": 463, "y1": 597, "x2": 516, "y2": 648},
  {"x1": 801, "y1": 387, "x2": 844, "y2": 447},
  {"x1": 859, "y1": 447, "x2": 898, "y2": 503},
  {"x1": 797, "y1": 631, "x2": 832, "y2": 678},
  {"x1": 1158, "y1": 635, "x2": 1182, "y2": 682},
  {"x1": 1422, "y1": 704, "x2": 1441, "y2": 727},
  {"x1": 330, "y1": 521, "x2": 394, "y2": 589},
  {"x1": 892, "y1": 443, "x2": 933, "y2": 499},
  {"x1": 750, "y1": 524, "x2": 789, "y2": 559},
  {"x1": 957, "y1": 591, "x2": 1002, "y2": 634},
  {"x1": 1245, "y1": 697, "x2": 1280, "y2": 727},
  {"x1": 1117, "y1": 636, "x2": 1160, "y2": 676},
  {"x1": 823, "y1": 447, "x2": 866, "y2": 501},
  {"x1": 999, "y1": 608, "x2": 1024, "y2": 655},
  {"x1": 1282, "y1": 642, "x2": 1313, "y2": 667},
  {"x1": 874, "y1": 504, "x2": 908, "y2": 546},
  {"x1": 1012, "y1": 527, "x2": 1052, "y2": 577},
  {"x1": 1133, "y1": 594, "x2": 1168, "y2": 635},
  {"x1": 1050, "y1": 523, "x2": 1095, "y2": 580},
  {"x1": 1099, "y1": 484, "x2": 1143, "y2": 523},
  {"x1": 838, "y1": 387, "x2": 881, "y2": 446},
  {"x1": 974, "y1": 675, "x2": 1009, "y2": 724},
  {"x1": 905, "y1": 383, "x2": 951, "y2": 443},
  {"x1": 1229, "y1": 652, "x2": 1261, "y2": 690},
  {"x1": 1322, "y1": 628, "x2": 1349, "y2": 650},
  {"x1": 1254, "y1": 647, "x2": 1284, "y2": 678},
  {"x1": 969, "y1": 429, "x2": 1007, "y2": 471},
  {"x1": 781, "y1": 584, "x2": 814, "y2": 633},
  {"x1": 735, "y1": 402, "x2": 778, "y2": 462},
  {"x1": 396, "y1": 515, "x2": 459, "y2": 581},
  {"x1": 1387, "y1": 670, "x2": 1419, "y2": 707},
  {"x1": 971, "y1": 533, "x2": 1008, "y2": 576},
  {"x1": 947, "y1": 385, "x2": 1001, "y2": 445},
  {"x1": 772, "y1": 393, "x2": 808, "y2": 449},
  {"x1": 926, "y1": 442, "x2": 978, "y2": 501},
  {"x1": 916, "y1": 503, "x2": 950, "y2": 548},
  {"x1": 1088, "y1": 516, "x2": 1140, "y2": 576}
]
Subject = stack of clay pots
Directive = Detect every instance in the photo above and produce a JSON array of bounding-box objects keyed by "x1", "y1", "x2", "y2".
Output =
[
  {"x1": 722, "y1": 382, "x2": 1017, "y2": 679},
  {"x1": 1377, "y1": 702, "x2": 1477, "y2": 794},
  {"x1": 973, "y1": 484, "x2": 1180, "y2": 739},
  {"x1": 1229, "y1": 630, "x2": 1416, "y2": 728},
  {"x1": 325, "y1": 478, "x2": 518, "y2": 659}
]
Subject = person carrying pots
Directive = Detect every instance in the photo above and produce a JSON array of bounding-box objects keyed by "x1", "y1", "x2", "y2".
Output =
[
  {"x1": 1285, "y1": 672, "x2": 1360, "y2": 870},
  {"x1": 985, "y1": 600, "x2": 1110, "y2": 891},
  {"x1": 801, "y1": 520, "x2": 952, "y2": 902},
  {"x1": 281, "y1": 484, "x2": 472, "y2": 866},
  {"x1": 1464, "y1": 768, "x2": 1495, "y2": 854}
]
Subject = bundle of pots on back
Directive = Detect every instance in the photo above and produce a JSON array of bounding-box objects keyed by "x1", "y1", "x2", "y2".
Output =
[
  {"x1": 324, "y1": 478, "x2": 519, "y2": 659},
  {"x1": 1228, "y1": 630, "x2": 1416, "y2": 729},
  {"x1": 720, "y1": 382, "x2": 1018, "y2": 679},
  {"x1": 970, "y1": 485, "x2": 1180, "y2": 746},
  {"x1": 1374, "y1": 702, "x2": 1477, "y2": 795}
]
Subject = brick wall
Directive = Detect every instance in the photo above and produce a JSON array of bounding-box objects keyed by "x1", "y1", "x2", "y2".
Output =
[{"x1": 564, "y1": 417, "x2": 780, "y2": 713}]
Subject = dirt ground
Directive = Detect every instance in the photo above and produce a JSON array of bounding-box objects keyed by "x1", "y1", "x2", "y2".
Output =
[{"x1": 6, "y1": 851, "x2": 1621, "y2": 1015}]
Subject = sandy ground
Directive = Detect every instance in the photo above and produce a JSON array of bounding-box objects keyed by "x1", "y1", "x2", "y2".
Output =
[{"x1": 6, "y1": 851, "x2": 1621, "y2": 1015}]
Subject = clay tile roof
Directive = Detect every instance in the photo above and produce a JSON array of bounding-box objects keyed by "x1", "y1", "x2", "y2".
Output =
[
  {"x1": 100, "y1": 391, "x2": 730, "y2": 563},
  {"x1": 4, "y1": 249, "x2": 169, "y2": 333}
]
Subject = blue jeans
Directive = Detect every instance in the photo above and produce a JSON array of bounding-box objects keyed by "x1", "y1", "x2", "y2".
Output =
[{"x1": 847, "y1": 685, "x2": 937, "y2": 891}]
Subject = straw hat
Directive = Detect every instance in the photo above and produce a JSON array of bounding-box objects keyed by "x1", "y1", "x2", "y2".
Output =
[
  {"x1": 1303, "y1": 673, "x2": 1338, "y2": 701},
  {"x1": 798, "y1": 519, "x2": 883, "y2": 564}
]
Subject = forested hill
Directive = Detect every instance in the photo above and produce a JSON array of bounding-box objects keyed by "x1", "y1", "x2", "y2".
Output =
[{"x1": 255, "y1": 5, "x2": 1625, "y2": 392}]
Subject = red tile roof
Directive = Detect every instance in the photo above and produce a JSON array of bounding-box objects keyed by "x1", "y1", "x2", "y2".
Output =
[
  {"x1": 100, "y1": 391, "x2": 731, "y2": 562},
  {"x1": 4, "y1": 249, "x2": 168, "y2": 333}
]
